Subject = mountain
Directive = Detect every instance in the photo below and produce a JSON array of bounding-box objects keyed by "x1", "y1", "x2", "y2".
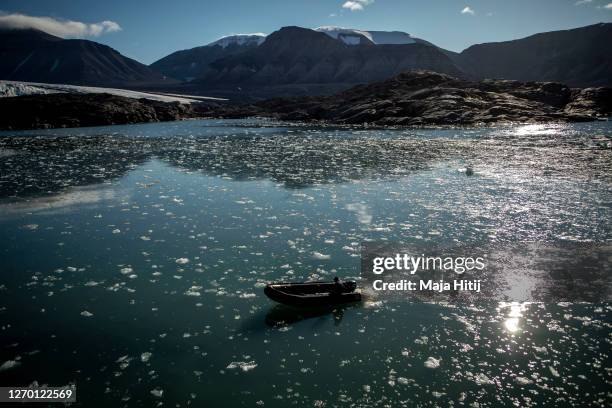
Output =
[
  {"x1": 195, "y1": 26, "x2": 463, "y2": 86},
  {"x1": 150, "y1": 34, "x2": 265, "y2": 81},
  {"x1": 456, "y1": 23, "x2": 612, "y2": 87},
  {"x1": 0, "y1": 28, "x2": 173, "y2": 87},
  {"x1": 151, "y1": 28, "x2": 450, "y2": 83}
]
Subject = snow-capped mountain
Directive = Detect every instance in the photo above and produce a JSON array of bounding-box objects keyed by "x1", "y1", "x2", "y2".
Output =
[
  {"x1": 315, "y1": 26, "x2": 417, "y2": 45},
  {"x1": 206, "y1": 33, "x2": 267, "y2": 48},
  {"x1": 197, "y1": 26, "x2": 463, "y2": 89},
  {"x1": 152, "y1": 27, "x2": 433, "y2": 82}
]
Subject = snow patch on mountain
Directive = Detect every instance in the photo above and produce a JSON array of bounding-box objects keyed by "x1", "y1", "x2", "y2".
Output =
[
  {"x1": 315, "y1": 26, "x2": 416, "y2": 45},
  {"x1": 316, "y1": 26, "x2": 373, "y2": 44},
  {"x1": 207, "y1": 33, "x2": 267, "y2": 48}
]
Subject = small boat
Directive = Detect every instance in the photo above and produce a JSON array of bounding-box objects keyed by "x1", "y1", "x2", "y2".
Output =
[{"x1": 264, "y1": 281, "x2": 361, "y2": 307}]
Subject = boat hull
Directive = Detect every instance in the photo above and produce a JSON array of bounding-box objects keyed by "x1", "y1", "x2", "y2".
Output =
[{"x1": 264, "y1": 281, "x2": 362, "y2": 307}]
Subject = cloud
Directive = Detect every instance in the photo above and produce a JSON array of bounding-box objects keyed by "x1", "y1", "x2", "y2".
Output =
[
  {"x1": 605, "y1": 2, "x2": 612, "y2": 8},
  {"x1": 342, "y1": 0, "x2": 374, "y2": 12},
  {"x1": 574, "y1": 0, "x2": 592, "y2": 5},
  {"x1": 0, "y1": 13, "x2": 121, "y2": 38},
  {"x1": 461, "y1": 6, "x2": 475, "y2": 15}
]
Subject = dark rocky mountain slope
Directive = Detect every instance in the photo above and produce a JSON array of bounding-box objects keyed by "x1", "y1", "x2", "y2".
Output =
[
  {"x1": 150, "y1": 38, "x2": 263, "y2": 82},
  {"x1": 0, "y1": 28, "x2": 174, "y2": 87},
  {"x1": 196, "y1": 27, "x2": 464, "y2": 86},
  {"x1": 456, "y1": 23, "x2": 612, "y2": 87}
]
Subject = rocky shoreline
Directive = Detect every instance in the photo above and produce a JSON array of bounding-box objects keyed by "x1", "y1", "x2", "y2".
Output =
[
  {"x1": 0, "y1": 71, "x2": 610, "y2": 130},
  {"x1": 202, "y1": 71, "x2": 612, "y2": 126},
  {"x1": 0, "y1": 93, "x2": 194, "y2": 130}
]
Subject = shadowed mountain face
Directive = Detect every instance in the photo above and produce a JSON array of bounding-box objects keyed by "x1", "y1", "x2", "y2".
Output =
[
  {"x1": 196, "y1": 26, "x2": 464, "y2": 86},
  {"x1": 150, "y1": 42, "x2": 261, "y2": 82},
  {"x1": 455, "y1": 23, "x2": 612, "y2": 87},
  {"x1": 0, "y1": 28, "x2": 174, "y2": 87}
]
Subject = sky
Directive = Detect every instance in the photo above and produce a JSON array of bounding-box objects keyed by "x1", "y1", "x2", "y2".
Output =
[{"x1": 1, "y1": 0, "x2": 611, "y2": 64}]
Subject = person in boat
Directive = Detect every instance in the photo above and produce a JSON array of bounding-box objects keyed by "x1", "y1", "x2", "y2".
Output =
[{"x1": 332, "y1": 277, "x2": 344, "y2": 295}]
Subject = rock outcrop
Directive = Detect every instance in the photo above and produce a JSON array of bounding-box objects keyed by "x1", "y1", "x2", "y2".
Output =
[
  {"x1": 1, "y1": 71, "x2": 609, "y2": 130},
  {"x1": 199, "y1": 71, "x2": 612, "y2": 126},
  {"x1": 0, "y1": 93, "x2": 193, "y2": 130}
]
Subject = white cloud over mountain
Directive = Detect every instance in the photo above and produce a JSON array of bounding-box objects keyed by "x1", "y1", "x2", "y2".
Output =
[
  {"x1": 0, "y1": 13, "x2": 121, "y2": 38},
  {"x1": 342, "y1": 0, "x2": 374, "y2": 12}
]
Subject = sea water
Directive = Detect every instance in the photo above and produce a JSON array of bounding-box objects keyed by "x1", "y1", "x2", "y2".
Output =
[{"x1": 0, "y1": 119, "x2": 610, "y2": 406}]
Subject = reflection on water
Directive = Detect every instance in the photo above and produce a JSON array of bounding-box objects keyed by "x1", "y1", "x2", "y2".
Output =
[
  {"x1": 0, "y1": 185, "x2": 120, "y2": 215},
  {"x1": 265, "y1": 303, "x2": 356, "y2": 327},
  {"x1": 0, "y1": 119, "x2": 610, "y2": 407},
  {"x1": 501, "y1": 302, "x2": 527, "y2": 333}
]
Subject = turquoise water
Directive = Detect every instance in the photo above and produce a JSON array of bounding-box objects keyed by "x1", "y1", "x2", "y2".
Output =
[{"x1": 0, "y1": 119, "x2": 610, "y2": 407}]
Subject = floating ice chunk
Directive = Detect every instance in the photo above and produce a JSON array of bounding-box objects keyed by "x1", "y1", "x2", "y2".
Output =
[
  {"x1": 473, "y1": 373, "x2": 493, "y2": 385},
  {"x1": 175, "y1": 258, "x2": 190, "y2": 265},
  {"x1": 424, "y1": 357, "x2": 440, "y2": 369},
  {"x1": 312, "y1": 252, "x2": 331, "y2": 260},
  {"x1": 226, "y1": 361, "x2": 257, "y2": 372},
  {"x1": 116, "y1": 355, "x2": 129, "y2": 363},
  {"x1": 415, "y1": 336, "x2": 428, "y2": 345},
  {"x1": 22, "y1": 224, "x2": 39, "y2": 230},
  {"x1": 0, "y1": 360, "x2": 20, "y2": 372},
  {"x1": 141, "y1": 352, "x2": 152, "y2": 363},
  {"x1": 112, "y1": 229, "x2": 121, "y2": 234},
  {"x1": 116, "y1": 355, "x2": 132, "y2": 370},
  {"x1": 150, "y1": 388, "x2": 163, "y2": 398},
  {"x1": 397, "y1": 377, "x2": 410, "y2": 385},
  {"x1": 515, "y1": 376, "x2": 533, "y2": 385},
  {"x1": 80, "y1": 311, "x2": 94, "y2": 317},
  {"x1": 185, "y1": 286, "x2": 202, "y2": 297},
  {"x1": 533, "y1": 346, "x2": 547, "y2": 354},
  {"x1": 120, "y1": 267, "x2": 133, "y2": 275},
  {"x1": 346, "y1": 203, "x2": 372, "y2": 225},
  {"x1": 549, "y1": 366, "x2": 560, "y2": 377}
]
